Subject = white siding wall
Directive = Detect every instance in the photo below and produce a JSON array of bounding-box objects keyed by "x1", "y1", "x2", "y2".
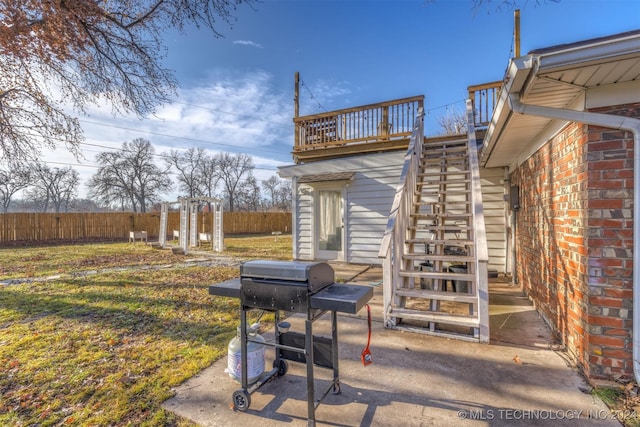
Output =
[
  {"x1": 296, "y1": 184, "x2": 313, "y2": 260},
  {"x1": 281, "y1": 151, "x2": 405, "y2": 265},
  {"x1": 480, "y1": 167, "x2": 508, "y2": 273},
  {"x1": 282, "y1": 153, "x2": 509, "y2": 270},
  {"x1": 347, "y1": 164, "x2": 403, "y2": 264}
]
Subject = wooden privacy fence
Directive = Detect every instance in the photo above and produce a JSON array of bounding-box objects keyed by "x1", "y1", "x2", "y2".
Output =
[{"x1": 0, "y1": 212, "x2": 291, "y2": 244}]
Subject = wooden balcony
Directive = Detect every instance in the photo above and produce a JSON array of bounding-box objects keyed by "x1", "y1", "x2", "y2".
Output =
[
  {"x1": 468, "y1": 81, "x2": 502, "y2": 129},
  {"x1": 293, "y1": 95, "x2": 424, "y2": 163}
]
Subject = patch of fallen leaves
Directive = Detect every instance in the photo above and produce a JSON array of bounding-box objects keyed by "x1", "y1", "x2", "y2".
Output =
[
  {"x1": 0, "y1": 243, "x2": 184, "y2": 280},
  {"x1": 0, "y1": 235, "x2": 291, "y2": 425},
  {"x1": 0, "y1": 265, "x2": 241, "y2": 426},
  {"x1": 224, "y1": 234, "x2": 292, "y2": 260},
  {"x1": 615, "y1": 382, "x2": 640, "y2": 426}
]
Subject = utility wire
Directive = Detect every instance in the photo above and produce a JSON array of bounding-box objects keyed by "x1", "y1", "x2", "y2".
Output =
[
  {"x1": 42, "y1": 150, "x2": 279, "y2": 172},
  {"x1": 79, "y1": 119, "x2": 287, "y2": 155},
  {"x1": 39, "y1": 159, "x2": 280, "y2": 185},
  {"x1": 425, "y1": 98, "x2": 466, "y2": 115},
  {"x1": 171, "y1": 100, "x2": 293, "y2": 129},
  {"x1": 299, "y1": 77, "x2": 327, "y2": 113},
  {"x1": 18, "y1": 131, "x2": 282, "y2": 174}
]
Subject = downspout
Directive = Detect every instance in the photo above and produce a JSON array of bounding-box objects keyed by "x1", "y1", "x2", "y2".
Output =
[{"x1": 508, "y1": 93, "x2": 640, "y2": 384}]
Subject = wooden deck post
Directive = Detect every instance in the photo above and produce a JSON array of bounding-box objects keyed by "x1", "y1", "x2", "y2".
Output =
[
  {"x1": 294, "y1": 72, "x2": 300, "y2": 149},
  {"x1": 514, "y1": 9, "x2": 520, "y2": 57}
]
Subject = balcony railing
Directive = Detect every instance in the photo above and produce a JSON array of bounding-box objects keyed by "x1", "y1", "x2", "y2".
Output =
[
  {"x1": 293, "y1": 95, "x2": 424, "y2": 162},
  {"x1": 468, "y1": 81, "x2": 502, "y2": 129}
]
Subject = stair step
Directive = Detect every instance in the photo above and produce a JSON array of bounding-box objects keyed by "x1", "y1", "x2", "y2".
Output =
[
  {"x1": 386, "y1": 325, "x2": 479, "y2": 342},
  {"x1": 395, "y1": 288, "x2": 478, "y2": 304},
  {"x1": 421, "y1": 162, "x2": 468, "y2": 169},
  {"x1": 408, "y1": 225, "x2": 472, "y2": 232},
  {"x1": 421, "y1": 178, "x2": 471, "y2": 184},
  {"x1": 422, "y1": 142, "x2": 467, "y2": 150},
  {"x1": 418, "y1": 170, "x2": 470, "y2": 177},
  {"x1": 403, "y1": 253, "x2": 475, "y2": 262},
  {"x1": 410, "y1": 213, "x2": 472, "y2": 219},
  {"x1": 422, "y1": 149, "x2": 467, "y2": 157},
  {"x1": 389, "y1": 308, "x2": 480, "y2": 328},
  {"x1": 406, "y1": 239, "x2": 474, "y2": 246},
  {"x1": 399, "y1": 269, "x2": 476, "y2": 282},
  {"x1": 421, "y1": 156, "x2": 467, "y2": 164},
  {"x1": 416, "y1": 190, "x2": 471, "y2": 197},
  {"x1": 413, "y1": 202, "x2": 472, "y2": 208},
  {"x1": 416, "y1": 187, "x2": 470, "y2": 194}
]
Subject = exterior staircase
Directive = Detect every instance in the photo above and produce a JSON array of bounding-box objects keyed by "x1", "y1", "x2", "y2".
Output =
[{"x1": 379, "y1": 101, "x2": 489, "y2": 343}]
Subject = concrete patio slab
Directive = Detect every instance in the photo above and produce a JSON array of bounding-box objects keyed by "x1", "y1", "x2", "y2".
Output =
[{"x1": 163, "y1": 267, "x2": 619, "y2": 426}]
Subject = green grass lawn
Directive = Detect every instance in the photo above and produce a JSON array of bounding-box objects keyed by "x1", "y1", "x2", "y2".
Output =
[{"x1": 0, "y1": 234, "x2": 292, "y2": 426}]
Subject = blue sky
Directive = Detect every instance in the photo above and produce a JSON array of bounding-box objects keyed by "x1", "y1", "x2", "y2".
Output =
[{"x1": 50, "y1": 0, "x2": 639, "y2": 198}]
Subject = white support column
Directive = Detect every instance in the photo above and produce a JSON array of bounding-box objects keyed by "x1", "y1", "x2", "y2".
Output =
[
  {"x1": 214, "y1": 201, "x2": 224, "y2": 252},
  {"x1": 159, "y1": 202, "x2": 169, "y2": 247},
  {"x1": 189, "y1": 202, "x2": 198, "y2": 247},
  {"x1": 179, "y1": 198, "x2": 189, "y2": 254}
]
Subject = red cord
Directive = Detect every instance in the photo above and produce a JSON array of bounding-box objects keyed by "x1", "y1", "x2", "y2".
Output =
[{"x1": 361, "y1": 304, "x2": 372, "y2": 366}]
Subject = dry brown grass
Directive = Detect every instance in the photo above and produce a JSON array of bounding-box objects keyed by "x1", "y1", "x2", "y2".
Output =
[{"x1": 0, "y1": 234, "x2": 292, "y2": 426}]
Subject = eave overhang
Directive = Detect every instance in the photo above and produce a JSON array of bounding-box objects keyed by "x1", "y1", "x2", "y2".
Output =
[{"x1": 481, "y1": 30, "x2": 640, "y2": 170}]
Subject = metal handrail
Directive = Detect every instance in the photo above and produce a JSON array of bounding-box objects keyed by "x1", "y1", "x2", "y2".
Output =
[
  {"x1": 378, "y1": 108, "x2": 424, "y2": 258},
  {"x1": 378, "y1": 108, "x2": 424, "y2": 327},
  {"x1": 465, "y1": 99, "x2": 490, "y2": 343}
]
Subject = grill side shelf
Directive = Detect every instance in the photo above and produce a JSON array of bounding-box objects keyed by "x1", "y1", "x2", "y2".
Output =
[
  {"x1": 310, "y1": 284, "x2": 374, "y2": 314},
  {"x1": 208, "y1": 278, "x2": 241, "y2": 299}
]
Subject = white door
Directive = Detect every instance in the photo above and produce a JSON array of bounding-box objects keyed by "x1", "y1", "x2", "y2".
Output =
[{"x1": 316, "y1": 188, "x2": 344, "y2": 261}]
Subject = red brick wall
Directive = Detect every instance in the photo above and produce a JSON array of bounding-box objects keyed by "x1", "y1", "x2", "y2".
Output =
[{"x1": 511, "y1": 103, "x2": 638, "y2": 379}]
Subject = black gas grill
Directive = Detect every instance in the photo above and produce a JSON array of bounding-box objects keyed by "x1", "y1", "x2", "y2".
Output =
[
  {"x1": 209, "y1": 260, "x2": 373, "y2": 426},
  {"x1": 239, "y1": 260, "x2": 335, "y2": 312}
]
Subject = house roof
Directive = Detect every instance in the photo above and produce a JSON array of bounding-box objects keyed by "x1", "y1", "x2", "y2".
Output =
[{"x1": 481, "y1": 29, "x2": 640, "y2": 169}]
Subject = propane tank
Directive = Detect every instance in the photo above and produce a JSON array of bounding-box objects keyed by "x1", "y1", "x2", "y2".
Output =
[{"x1": 227, "y1": 323, "x2": 265, "y2": 385}]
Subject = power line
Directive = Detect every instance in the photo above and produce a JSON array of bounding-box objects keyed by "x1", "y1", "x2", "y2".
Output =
[
  {"x1": 171, "y1": 101, "x2": 294, "y2": 129},
  {"x1": 424, "y1": 98, "x2": 466, "y2": 115},
  {"x1": 17, "y1": 129, "x2": 285, "y2": 172},
  {"x1": 42, "y1": 160, "x2": 100, "y2": 169},
  {"x1": 79, "y1": 119, "x2": 288, "y2": 155},
  {"x1": 38, "y1": 159, "x2": 281, "y2": 186},
  {"x1": 299, "y1": 77, "x2": 327, "y2": 113}
]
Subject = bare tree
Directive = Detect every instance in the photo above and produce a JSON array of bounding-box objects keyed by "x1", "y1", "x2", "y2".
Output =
[
  {"x1": 165, "y1": 147, "x2": 207, "y2": 197},
  {"x1": 88, "y1": 138, "x2": 172, "y2": 212},
  {"x1": 200, "y1": 154, "x2": 222, "y2": 200},
  {"x1": 0, "y1": 1, "x2": 255, "y2": 165},
  {"x1": 216, "y1": 152, "x2": 255, "y2": 212},
  {"x1": 88, "y1": 150, "x2": 137, "y2": 211},
  {"x1": 274, "y1": 179, "x2": 292, "y2": 211},
  {"x1": 0, "y1": 163, "x2": 32, "y2": 213},
  {"x1": 262, "y1": 175, "x2": 291, "y2": 211},
  {"x1": 262, "y1": 175, "x2": 280, "y2": 208},
  {"x1": 236, "y1": 175, "x2": 262, "y2": 211},
  {"x1": 438, "y1": 108, "x2": 468, "y2": 135},
  {"x1": 25, "y1": 165, "x2": 79, "y2": 213},
  {"x1": 68, "y1": 198, "x2": 107, "y2": 213}
]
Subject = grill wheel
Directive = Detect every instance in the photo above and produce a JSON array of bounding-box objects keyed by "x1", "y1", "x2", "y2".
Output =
[{"x1": 232, "y1": 389, "x2": 251, "y2": 411}]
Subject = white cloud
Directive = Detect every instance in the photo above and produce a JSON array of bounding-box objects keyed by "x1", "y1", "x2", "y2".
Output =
[
  {"x1": 299, "y1": 77, "x2": 352, "y2": 116},
  {"x1": 232, "y1": 40, "x2": 264, "y2": 49},
  {"x1": 31, "y1": 69, "x2": 295, "y2": 200}
]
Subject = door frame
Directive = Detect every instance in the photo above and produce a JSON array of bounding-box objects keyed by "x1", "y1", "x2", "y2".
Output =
[{"x1": 312, "y1": 182, "x2": 346, "y2": 262}]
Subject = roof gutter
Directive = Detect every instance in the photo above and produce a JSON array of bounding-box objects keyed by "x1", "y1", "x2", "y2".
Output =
[{"x1": 508, "y1": 93, "x2": 640, "y2": 384}]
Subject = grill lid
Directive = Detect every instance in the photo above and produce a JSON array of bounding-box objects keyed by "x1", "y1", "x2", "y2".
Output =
[{"x1": 240, "y1": 260, "x2": 334, "y2": 289}]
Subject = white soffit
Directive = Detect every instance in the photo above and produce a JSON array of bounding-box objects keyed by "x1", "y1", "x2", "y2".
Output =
[{"x1": 482, "y1": 30, "x2": 640, "y2": 169}]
